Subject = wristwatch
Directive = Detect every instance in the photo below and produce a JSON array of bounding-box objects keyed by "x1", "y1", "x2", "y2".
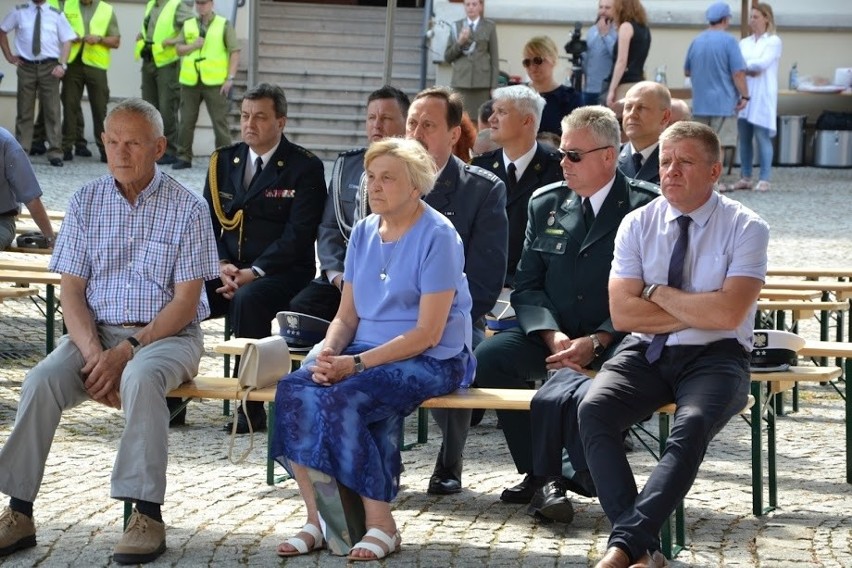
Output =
[
  {"x1": 125, "y1": 336, "x2": 142, "y2": 359},
  {"x1": 589, "y1": 334, "x2": 605, "y2": 358},
  {"x1": 353, "y1": 354, "x2": 366, "y2": 373},
  {"x1": 250, "y1": 266, "x2": 262, "y2": 279}
]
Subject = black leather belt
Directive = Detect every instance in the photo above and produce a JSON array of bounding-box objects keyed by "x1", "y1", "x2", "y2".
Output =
[
  {"x1": 19, "y1": 57, "x2": 58, "y2": 65},
  {"x1": 0, "y1": 208, "x2": 17, "y2": 217}
]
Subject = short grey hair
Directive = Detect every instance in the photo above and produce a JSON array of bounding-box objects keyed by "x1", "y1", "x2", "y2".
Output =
[
  {"x1": 491, "y1": 85, "x2": 546, "y2": 131},
  {"x1": 561, "y1": 105, "x2": 621, "y2": 149},
  {"x1": 364, "y1": 137, "x2": 438, "y2": 196},
  {"x1": 106, "y1": 98, "x2": 164, "y2": 138},
  {"x1": 660, "y1": 121, "x2": 722, "y2": 163}
]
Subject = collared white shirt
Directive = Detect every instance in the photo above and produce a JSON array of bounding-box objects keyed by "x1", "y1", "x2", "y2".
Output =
[
  {"x1": 627, "y1": 141, "x2": 658, "y2": 164},
  {"x1": 502, "y1": 142, "x2": 537, "y2": 183},
  {"x1": 0, "y1": 2, "x2": 76, "y2": 61},
  {"x1": 611, "y1": 191, "x2": 769, "y2": 350},
  {"x1": 586, "y1": 174, "x2": 616, "y2": 216},
  {"x1": 243, "y1": 138, "x2": 281, "y2": 190},
  {"x1": 466, "y1": 17, "x2": 480, "y2": 31}
]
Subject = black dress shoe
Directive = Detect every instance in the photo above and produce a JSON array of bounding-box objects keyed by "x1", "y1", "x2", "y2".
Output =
[
  {"x1": 500, "y1": 474, "x2": 539, "y2": 504},
  {"x1": 172, "y1": 159, "x2": 192, "y2": 170},
  {"x1": 224, "y1": 402, "x2": 267, "y2": 434},
  {"x1": 63, "y1": 150, "x2": 73, "y2": 161},
  {"x1": 156, "y1": 154, "x2": 177, "y2": 165},
  {"x1": 427, "y1": 472, "x2": 462, "y2": 495},
  {"x1": 29, "y1": 141, "x2": 46, "y2": 155},
  {"x1": 166, "y1": 397, "x2": 187, "y2": 427},
  {"x1": 75, "y1": 145, "x2": 92, "y2": 157},
  {"x1": 527, "y1": 480, "x2": 574, "y2": 524},
  {"x1": 48, "y1": 157, "x2": 63, "y2": 167}
]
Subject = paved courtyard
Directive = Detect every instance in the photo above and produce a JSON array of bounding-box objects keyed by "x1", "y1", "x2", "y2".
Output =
[{"x1": 0, "y1": 156, "x2": 851, "y2": 566}]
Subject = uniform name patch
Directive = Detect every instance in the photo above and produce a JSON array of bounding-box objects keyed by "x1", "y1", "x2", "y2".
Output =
[{"x1": 265, "y1": 189, "x2": 296, "y2": 198}]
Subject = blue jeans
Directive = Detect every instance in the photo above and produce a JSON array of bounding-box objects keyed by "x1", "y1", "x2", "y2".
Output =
[{"x1": 737, "y1": 118, "x2": 774, "y2": 181}]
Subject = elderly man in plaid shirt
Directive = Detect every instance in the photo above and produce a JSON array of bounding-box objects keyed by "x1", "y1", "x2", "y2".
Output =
[{"x1": 0, "y1": 98, "x2": 219, "y2": 565}]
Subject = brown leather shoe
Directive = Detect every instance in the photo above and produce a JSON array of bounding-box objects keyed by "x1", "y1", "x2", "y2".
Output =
[
  {"x1": 0, "y1": 507, "x2": 36, "y2": 557},
  {"x1": 595, "y1": 546, "x2": 631, "y2": 568},
  {"x1": 112, "y1": 509, "x2": 166, "y2": 564},
  {"x1": 629, "y1": 549, "x2": 667, "y2": 568}
]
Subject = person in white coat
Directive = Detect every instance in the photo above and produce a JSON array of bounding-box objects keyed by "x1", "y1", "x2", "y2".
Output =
[{"x1": 734, "y1": 2, "x2": 781, "y2": 192}]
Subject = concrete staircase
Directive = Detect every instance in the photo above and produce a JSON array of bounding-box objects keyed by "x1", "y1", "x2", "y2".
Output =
[{"x1": 253, "y1": 1, "x2": 434, "y2": 161}]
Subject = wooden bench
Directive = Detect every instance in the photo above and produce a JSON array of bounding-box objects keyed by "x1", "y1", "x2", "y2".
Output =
[
  {"x1": 166, "y1": 374, "x2": 753, "y2": 560},
  {"x1": 0, "y1": 286, "x2": 39, "y2": 303},
  {"x1": 758, "y1": 289, "x2": 821, "y2": 301},
  {"x1": 17, "y1": 209, "x2": 65, "y2": 222},
  {"x1": 766, "y1": 268, "x2": 852, "y2": 279},
  {"x1": 0, "y1": 269, "x2": 61, "y2": 353}
]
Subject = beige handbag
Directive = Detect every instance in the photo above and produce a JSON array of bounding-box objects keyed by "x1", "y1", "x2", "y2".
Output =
[{"x1": 228, "y1": 335, "x2": 291, "y2": 464}]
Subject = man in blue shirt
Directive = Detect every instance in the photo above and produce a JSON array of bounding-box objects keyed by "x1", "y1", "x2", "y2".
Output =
[
  {"x1": 684, "y1": 2, "x2": 750, "y2": 148},
  {"x1": 0, "y1": 98, "x2": 220, "y2": 564},
  {"x1": 583, "y1": 0, "x2": 618, "y2": 106},
  {"x1": 580, "y1": 121, "x2": 769, "y2": 568}
]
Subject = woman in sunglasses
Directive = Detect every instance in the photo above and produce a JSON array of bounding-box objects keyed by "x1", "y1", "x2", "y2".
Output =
[
  {"x1": 604, "y1": 0, "x2": 651, "y2": 108},
  {"x1": 522, "y1": 36, "x2": 582, "y2": 137}
]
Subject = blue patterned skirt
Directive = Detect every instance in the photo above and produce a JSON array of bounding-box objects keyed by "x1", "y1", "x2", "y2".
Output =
[{"x1": 270, "y1": 342, "x2": 469, "y2": 502}]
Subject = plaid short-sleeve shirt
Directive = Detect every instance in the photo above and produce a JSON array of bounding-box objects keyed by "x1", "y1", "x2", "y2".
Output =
[{"x1": 50, "y1": 170, "x2": 220, "y2": 324}]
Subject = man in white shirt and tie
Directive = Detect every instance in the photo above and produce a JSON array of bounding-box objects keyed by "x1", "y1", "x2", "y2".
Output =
[{"x1": 443, "y1": 0, "x2": 500, "y2": 117}]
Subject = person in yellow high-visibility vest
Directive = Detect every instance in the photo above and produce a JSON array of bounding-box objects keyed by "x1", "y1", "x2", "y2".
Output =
[
  {"x1": 61, "y1": 0, "x2": 120, "y2": 163},
  {"x1": 168, "y1": 0, "x2": 238, "y2": 170},
  {"x1": 135, "y1": 0, "x2": 193, "y2": 165}
]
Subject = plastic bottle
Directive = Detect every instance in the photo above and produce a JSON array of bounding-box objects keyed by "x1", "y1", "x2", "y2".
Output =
[
  {"x1": 789, "y1": 63, "x2": 799, "y2": 90},
  {"x1": 654, "y1": 65, "x2": 668, "y2": 86}
]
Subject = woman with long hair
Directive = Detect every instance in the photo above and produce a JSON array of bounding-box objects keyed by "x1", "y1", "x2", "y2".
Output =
[
  {"x1": 733, "y1": 2, "x2": 782, "y2": 192},
  {"x1": 604, "y1": 0, "x2": 651, "y2": 108}
]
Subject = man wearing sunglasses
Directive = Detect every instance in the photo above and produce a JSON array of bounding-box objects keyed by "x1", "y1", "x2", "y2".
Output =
[{"x1": 474, "y1": 106, "x2": 658, "y2": 515}]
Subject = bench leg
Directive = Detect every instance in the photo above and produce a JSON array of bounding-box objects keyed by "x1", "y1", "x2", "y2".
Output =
[
  {"x1": 223, "y1": 313, "x2": 232, "y2": 417},
  {"x1": 123, "y1": 501, "x2": 132, "y2": 529},
  {"x1": 847, "y1": 357, "x2": 852, "y2": 485},
  {"x1": 417, "y1": 407, "x2": 429, "y2": 444},
  {"x1": 767, "y1": 388, "x2": 779, "y2": 511},
  {"x1": 657, "y1": 413, "x2": 674, "y2": 559},
  {"x1": 750, "y1": 382, "x2": 765, "y2": 516},
  {"x1": 46, "y1": 284, "x2": 55, "y2": 354}
]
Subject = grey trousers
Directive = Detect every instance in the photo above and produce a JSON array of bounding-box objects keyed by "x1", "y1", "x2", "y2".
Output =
[{"x1": 0, "y1": 323, "x2": 203, "y2": 505}]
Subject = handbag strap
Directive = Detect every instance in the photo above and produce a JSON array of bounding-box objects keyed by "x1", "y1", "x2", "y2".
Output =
[{"x1": 227, "y1": 387, "x2": 259, "y2": 465}]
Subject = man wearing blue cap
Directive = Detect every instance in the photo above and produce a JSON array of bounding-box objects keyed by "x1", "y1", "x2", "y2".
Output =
[{"x1": 684, "y1": 2, "x2": 750, "y2": 150}]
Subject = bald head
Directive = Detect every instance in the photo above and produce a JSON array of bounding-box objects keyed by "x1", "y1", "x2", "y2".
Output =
[
  {"x1": 621, "y1": 81, "x2": 672, "y2": 151},
  {"x1": 669, "y1": 99, "x2": 693, "y2": 125}
]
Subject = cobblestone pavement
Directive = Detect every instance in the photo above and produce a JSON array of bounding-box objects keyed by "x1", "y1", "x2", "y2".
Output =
[{"x1": 0, "y1": 157, "x2": 851, "y2": 566}]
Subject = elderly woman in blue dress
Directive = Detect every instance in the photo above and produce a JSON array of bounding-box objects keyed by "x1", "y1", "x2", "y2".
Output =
[{"x1": 271, "y1": 137, "x2": 475, "y2": 561}]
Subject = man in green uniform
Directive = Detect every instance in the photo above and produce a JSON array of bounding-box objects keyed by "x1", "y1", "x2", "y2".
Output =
[
  {"x1": 135, "y1": 0, "x2": 193, "y2": 164},
  {"x1": 169, "y1": 0, "x2": 239, "y2": 170},
  {"x1": 61, "y1": 0, "x2": 120, "y2": 163}
]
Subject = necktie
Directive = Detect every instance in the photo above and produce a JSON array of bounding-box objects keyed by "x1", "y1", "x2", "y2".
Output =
[
  {"x1": 632, "y1": 152, "x2": 643, "y2": 176},
  {"x1": 32, "y1": 6, "x2": 42, "y2": 57},
  {"x1": 248, "y1": 156, "x2": 263, "y2": 189},
  {"x1": 645, "y1": 215, "x2": 692, "y2": 363},
  {"x1": 582, "y1": 198, "x2": 595, "y2": 233},
  {"x1": 507, "y1": 162, "x2": 517, "y2": 194}
]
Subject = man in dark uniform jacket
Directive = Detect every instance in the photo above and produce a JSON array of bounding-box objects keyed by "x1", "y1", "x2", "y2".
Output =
[
  {"x1": 202, "y1": 83, "x2": 326, "y2": 433},
  {"x1": 474, "y1": 106, "x2": 658, "y2": 516},
  {"x1": 472, "y1": 85, "x2": 562, "y2": 287},
  {"x1": 288, "y1": 85, "x2": 409, "y2": 321},
  {"x1": 406, "y1": 87, "x2": 508, "y2": 495},
  {"x1": 617, "y1": 81, "x2": 672, "y2": 184}
]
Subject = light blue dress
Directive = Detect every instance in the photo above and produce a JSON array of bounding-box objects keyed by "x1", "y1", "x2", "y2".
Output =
[{"x1": 271, "y1": 204, "x2": 475, "y2": 501}]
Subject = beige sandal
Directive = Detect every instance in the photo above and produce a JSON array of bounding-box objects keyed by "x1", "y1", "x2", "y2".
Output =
[
  {"x1": 755, "y1": 180, "x2": 771, "y2": 192},
  {"x1": 347, "y1": 527, "x2": 402, "y2": 562},
  {"x1": 732, "y1": 178, "x2": 753, "y2": 190},
  {"x1": 276, "y1": 523, "x2": 325, "y2": 557}
]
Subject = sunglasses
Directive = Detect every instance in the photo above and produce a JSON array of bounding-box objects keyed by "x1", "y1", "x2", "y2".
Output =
[
  {"x1": 558, "y1": 145, "x2": 611, "y2": 163},
  {"x1": 522, "y1": 56, "x2": 545, "y2": 67}
]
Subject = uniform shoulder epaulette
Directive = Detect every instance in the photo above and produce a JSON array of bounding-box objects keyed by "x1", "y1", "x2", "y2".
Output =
[
  {"x1": 15, "y1": 4, "x2": 28, "y2": 9},
  {"x1": 214, "y1": 141, "x2": 241, "y2": 154},
  {"x1": 471, "y1": 149, "x2": 501, "y2": 170},
  {"x1": 295, "y1": 145, "x2": 318, "y2": 160},
  {"x1": 463, "y1": 163, "x2": 501, "y2": 184},
  {"x1": 338, "y1": 146, "x2": 366, "y2": 158},
  {"x1": 531, "y1": 180, "x2": 567, "y2": 199},
  {"x1": 626, "y1": 177, "x2": 661, "y2": 196},
  {"x1": 541, "y1": 146, "x2": 561, "y2": 160},
  {"x1": 48, "y1": 5, "x2": 61, "y2": 14}
]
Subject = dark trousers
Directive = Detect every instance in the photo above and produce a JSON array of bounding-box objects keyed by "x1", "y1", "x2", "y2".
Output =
[
  {"x1": 428, "y1": 324, "x2": 483, "y2": 481},
  {"x1": 288, "y1": 277, "x2": 342, "y2": 323},
  {"x1": 473, "y1": 327, "x2": 549, "y2": 473},
  {"x1": 578, "y1": 337, "x2": 750, "y2": 562},
  {"x1": 530, "y1": 369, "x2": 592, "y2": 477},
  {"x1": 61, "y1": 60, "x2": 109, "y2": 155},
  {"x1": 141, "y1": 60, "x2": 180, "y2": 156}
]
